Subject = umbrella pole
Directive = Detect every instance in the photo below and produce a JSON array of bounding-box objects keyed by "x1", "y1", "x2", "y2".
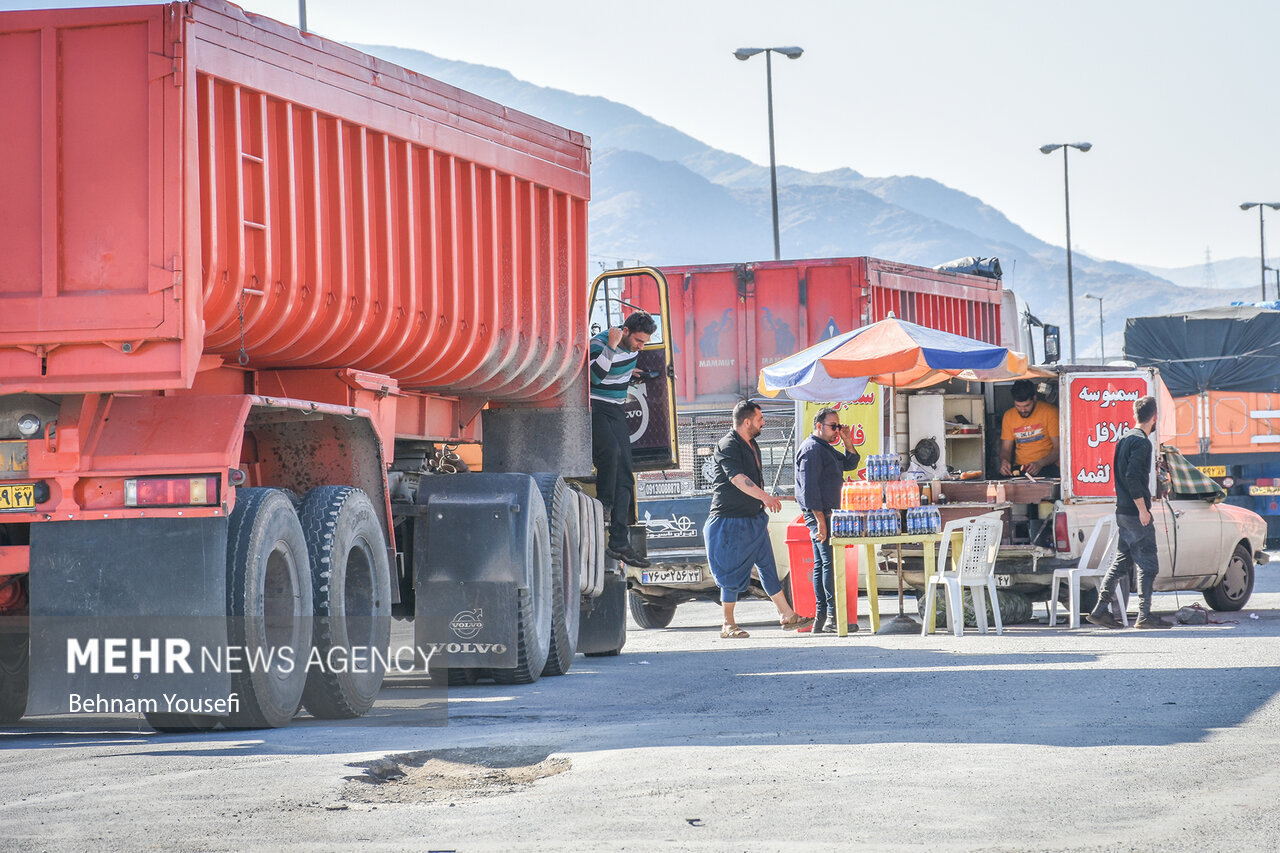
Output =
[{"x1": 878, "y1": 377, "x2": 921, "y2": 635}]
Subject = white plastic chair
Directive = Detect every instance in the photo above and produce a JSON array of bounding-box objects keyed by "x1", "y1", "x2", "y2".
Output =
[
  {"x1": 1048, "y1": 516, "x2": 1128, "y2": 628},
  {"x1": 921, "y1": 514, "x2": 1005, "y2": 636}
]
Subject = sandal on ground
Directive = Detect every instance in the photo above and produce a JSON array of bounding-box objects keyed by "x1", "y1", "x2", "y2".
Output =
[
  {"x1": 720, "y1": 626, "x2": 750, "y2": 639},
  {"x1": 779, "y1": 614, "x2": 814, "y2": 631}
]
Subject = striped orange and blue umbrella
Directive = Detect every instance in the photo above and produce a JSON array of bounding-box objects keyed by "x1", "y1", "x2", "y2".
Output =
[{"x1": 758, "y1": 317, "x2": 1020, "y2": 401}]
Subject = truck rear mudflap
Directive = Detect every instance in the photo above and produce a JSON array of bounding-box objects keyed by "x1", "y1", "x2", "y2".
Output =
[
  {"x1": 26, "y1": 518, "x2": 231, "y2": 716},
  {"x1": 413, "y1": 474, "x2": 547, "y2": 673}
]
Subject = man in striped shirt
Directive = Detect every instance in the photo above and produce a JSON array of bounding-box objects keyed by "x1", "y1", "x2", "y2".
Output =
[{"x1": 590, "y1": 311, "x2": 657, "y2": 568}]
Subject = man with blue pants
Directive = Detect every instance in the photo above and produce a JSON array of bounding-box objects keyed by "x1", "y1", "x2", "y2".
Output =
[
  {"x1": 704, "y1": 400, "x2": 812, "y2": 638},
  {"x1": 796, "y1": 407, "x2": 861, "y2": 634}
]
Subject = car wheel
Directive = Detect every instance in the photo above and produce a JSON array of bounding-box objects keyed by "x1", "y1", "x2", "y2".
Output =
[
  {"x1": 1204, "y1": 543, "x2": 1254, "y2": 612},
  {"x1": 627, "y1": 591, "x2": 676, "y2": 629}
]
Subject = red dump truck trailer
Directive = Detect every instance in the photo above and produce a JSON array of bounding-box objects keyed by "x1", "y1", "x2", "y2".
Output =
[{"x1": 0, "y1": 0, "x2": 675, "y2": 728}]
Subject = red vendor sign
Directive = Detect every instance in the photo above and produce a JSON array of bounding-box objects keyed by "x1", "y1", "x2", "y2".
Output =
[{"x1": 1065, "y1": 373, "x2": 1154, "y2": 498}]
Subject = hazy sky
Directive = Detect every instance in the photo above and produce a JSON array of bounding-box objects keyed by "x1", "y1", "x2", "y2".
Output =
[{"x1": 8, "y1": 0, "x2": 1279, "y2": 270}]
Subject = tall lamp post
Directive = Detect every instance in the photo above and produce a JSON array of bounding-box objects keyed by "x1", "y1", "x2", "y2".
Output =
[
  {"x1": 1083, "y1": 293, "x2": 1104, "y2": 360},
  {"x1": 734, "y1": 46, "x2": 803, "y2": 261},
  {"x1": 1240, "y1": 202, "x2": 1280, "y2": 300},
  {"x1": 1040, "y1": 142, "x2": 1092, "y2": 362}
]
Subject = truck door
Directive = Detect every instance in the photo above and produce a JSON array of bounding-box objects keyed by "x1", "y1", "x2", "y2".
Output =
[{"x1": 589, "y1": 268, "x2": 679, "y2": 471}]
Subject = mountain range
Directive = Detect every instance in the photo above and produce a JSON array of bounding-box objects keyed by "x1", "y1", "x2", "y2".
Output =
[{"x1": 357, "y1": 44, "x2": 1262, "y2": 359}]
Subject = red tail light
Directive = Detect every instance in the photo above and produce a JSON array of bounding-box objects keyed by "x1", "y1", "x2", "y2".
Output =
[
  {"x1": 1054, "y1": 512, "x2": 1070, "y2": 553},
  {"x1": 124, "y1": 476, "x2": 218, "y2": 507}
]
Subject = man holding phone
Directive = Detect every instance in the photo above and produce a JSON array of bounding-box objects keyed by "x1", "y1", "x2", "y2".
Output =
[
  {"x1": 795, "y1": 407, "x2": 862, "y2": 633},
  {"x1": 589, "y1": 311, "x2": 657, "y2": 568}
]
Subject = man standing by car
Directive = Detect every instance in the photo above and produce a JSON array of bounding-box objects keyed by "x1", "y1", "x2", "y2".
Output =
[
  {"x1": 1087, "y1": 394, "x2": 1173, "y2": 629},
  {"x1": 590, "y1": 311, "x2": 656, "y2": 569},
  {"x1": 704, "y1": 400, "x2": 812, "y2": 638},
  {"x1": 795, "y1": 407, "x2": 861, "y2": 634}
]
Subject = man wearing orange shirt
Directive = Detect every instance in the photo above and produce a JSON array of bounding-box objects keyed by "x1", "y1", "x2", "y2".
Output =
[{"x1": 999, "y1": 380, "x2": 1060, "y2": 478}]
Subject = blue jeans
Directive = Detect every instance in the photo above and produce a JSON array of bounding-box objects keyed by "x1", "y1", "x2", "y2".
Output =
[
  {"x1": 803, "y1": 510, "x2": 835, "y2": 617},
  {"x1": 1099, "y1": 513, "x2": 1158, "y2": 617}
]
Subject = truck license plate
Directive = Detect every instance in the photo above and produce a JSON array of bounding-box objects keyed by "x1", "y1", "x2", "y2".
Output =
[
  {"x1": 641, "y1": 568, "x2": 702, "y2": 585},
  {"x1": 0, "y1": 483, "x2": 36, "y2": 511},
  {"x1": 1198, "y1": 465, "x2": 1228, "y2": 477},
  {"x1": 994, "y1": 574, "x2": 1013, "y2": 588}
]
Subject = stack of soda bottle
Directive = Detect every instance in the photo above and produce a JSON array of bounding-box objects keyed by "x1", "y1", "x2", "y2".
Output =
[
  {"x1": 831, "y1": 459, "x2": 944, "y2": 538},
  {"x1": 864, "y1": 453, "x2": 901, "y2": 481},
  {"x1": 906, "y1": 505, "x2": 943, "y2": 535}
]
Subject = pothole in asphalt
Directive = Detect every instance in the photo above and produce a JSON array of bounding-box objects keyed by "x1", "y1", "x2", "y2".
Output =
[{"x1": 343, "y1": 746, "x2": 571, "y2": 803}]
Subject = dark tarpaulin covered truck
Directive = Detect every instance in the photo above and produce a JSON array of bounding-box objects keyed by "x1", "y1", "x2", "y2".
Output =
[
  {"x1": 0, "y1": 0, "x2": 676, "y2": 728},
  {"x1": 1126, "y1": 305, "x2": 1280, "y2": 545}
]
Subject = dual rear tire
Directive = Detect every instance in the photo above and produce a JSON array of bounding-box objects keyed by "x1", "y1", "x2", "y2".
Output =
[{"x1": 147, "y1": 485, "x2": 390, "y2": 732}]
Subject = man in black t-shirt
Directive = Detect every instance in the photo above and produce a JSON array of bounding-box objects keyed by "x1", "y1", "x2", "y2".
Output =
[
  {"x1": 703, "y1": 400, "x2": 812, "y2": 639},
  {"x1": 1086, "y1": 394, "x2": 1173, "y2": 629}
]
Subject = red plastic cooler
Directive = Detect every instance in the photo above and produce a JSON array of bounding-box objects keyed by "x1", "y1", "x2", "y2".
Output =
[{"x1": 785, "y1": 515, "x2": 859, "y2": 627}]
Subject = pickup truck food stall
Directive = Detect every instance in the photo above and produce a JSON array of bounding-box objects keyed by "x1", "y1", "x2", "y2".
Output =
[{"x1": 892, "y1": 364, "x2": 1267, "y2": 617}]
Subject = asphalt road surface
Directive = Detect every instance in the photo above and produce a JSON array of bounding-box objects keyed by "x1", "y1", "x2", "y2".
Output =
[{"x1": 3, "y1": 565, "x2": 1279, "y2": 852}]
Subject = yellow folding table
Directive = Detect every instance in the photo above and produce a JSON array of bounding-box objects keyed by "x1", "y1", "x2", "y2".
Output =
[{"x1": 828, "y1": 533, "x2": 945, "y2": 636}]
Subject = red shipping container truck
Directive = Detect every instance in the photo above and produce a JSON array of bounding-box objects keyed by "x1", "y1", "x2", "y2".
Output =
[{"x1": 0, "y1": 0, "x2": 678, "y2": 727}]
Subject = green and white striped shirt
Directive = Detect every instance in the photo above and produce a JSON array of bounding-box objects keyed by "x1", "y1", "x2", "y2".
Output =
[{"x1": 589, "y1": 330, "x2": 637, "y2": 406}]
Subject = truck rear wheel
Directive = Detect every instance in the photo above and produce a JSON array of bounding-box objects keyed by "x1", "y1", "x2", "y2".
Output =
[
  {"x1": 1204, "y1": 543, "x2": 1254, "y2": 612},
  {"x1": 627, "y1": 592, "x2": 676, "y2": 629},
  {"x1": 577, "y1": 490, "x2": 605, "y2": 597},
  {"x1": 0, "y1": 632, "x2": 29, "y2": 724},
  {"x1": 298, "y1": 487, "x2": 391, "y2": 719},
  {"x1": 224, "y1": 488, "x2": 314, "y2": 729},
  {"x1": 533, "y1": 474, "x2": 580, "y2": 677},
  {"x1": 490, "y1": 486, "x2": 553, "y2": 684}
]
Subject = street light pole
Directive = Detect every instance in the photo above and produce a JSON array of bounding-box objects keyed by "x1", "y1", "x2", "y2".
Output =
[
  {"x1": 1240, "y1": 202, "x2": 1280, "y2": 300},
  {"x1": 1040, "y1": 142, "x2": 1092, "y2": 362},
  {"x1": 1084, "y1": 293, "x2": 1104, "y2": 360},
  {"x1": 735, "y1": 46, "x2": 803, "y2": 261}
]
